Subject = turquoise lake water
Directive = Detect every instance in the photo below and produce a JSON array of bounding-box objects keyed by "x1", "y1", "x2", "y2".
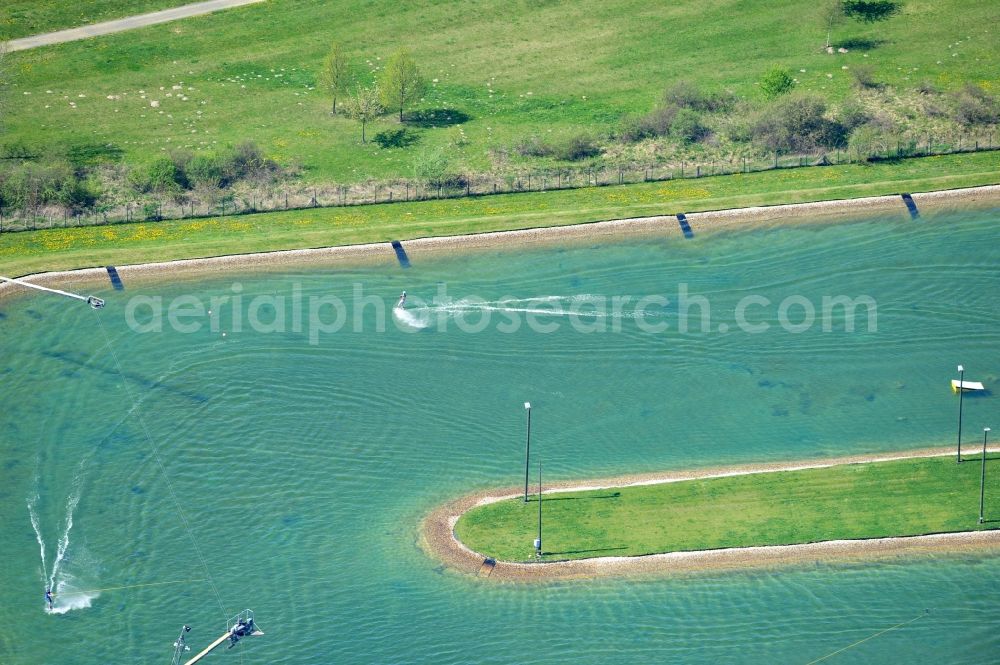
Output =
[{"x1": 2, "y1": 208, "x2": 999, "y2": 663}]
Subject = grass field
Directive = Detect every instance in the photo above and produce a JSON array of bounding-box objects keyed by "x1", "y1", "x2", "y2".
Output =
[
  {"x1": 2, "y1": 150, "x2": 998, "y2": 277},
  {"x1": 454, "y1": 455, "x2": 1000, "y2": 563},
  {"x1": 3, "y1": 0, "x2": 997, "y2": 182},
  {"x1": 1, "y1": 1, "x2": 182, "y2": 40}
]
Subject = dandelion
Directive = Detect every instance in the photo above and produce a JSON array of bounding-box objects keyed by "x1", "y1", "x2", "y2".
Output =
[{"x1": 150, "y1": 100, "x2": 160, "y2": 107}]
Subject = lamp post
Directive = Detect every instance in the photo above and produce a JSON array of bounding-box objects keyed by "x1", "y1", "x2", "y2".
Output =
[
  {"x1": 523, "y1": 402, "x2": 532, "y2": 502},
  {"x1": 980, "y1": 427, "x2": 990, "y2": 524},
  {"x1": 957, "y1": 365, "x2": 965, "y2": 463}
]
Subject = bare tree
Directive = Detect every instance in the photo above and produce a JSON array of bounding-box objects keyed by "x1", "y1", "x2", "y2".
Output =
[
  {"x1": 822, "y1": 0, "x2": 845, "y2": 48},
  {"x1": 378, "y1": 49, "x2": 425, "y2": 123},
  {"x1": 344, "y1": 85, "x2": 383, "y2": 143},
  {"x1": 318, "y1": 43, "x2": 350, "y2": 115}
]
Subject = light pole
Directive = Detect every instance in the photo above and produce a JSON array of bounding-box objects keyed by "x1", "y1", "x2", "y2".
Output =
[
  {"x1": 523, "y1": 402, "x2": 532, "y2": 502},
  {"x1": 957, "y1": 365, "x2": 965, "y2": 463},
  {"x1": 980, "y1": 427, "x2": 990, "y2": 524},
  {"x1": 535, "y1": 460, "x2": 543, "y2": 558}
]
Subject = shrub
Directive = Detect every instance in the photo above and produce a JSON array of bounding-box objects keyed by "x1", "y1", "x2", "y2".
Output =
[
  {"x1": 752, "y1": 94, "x2": 847, "y2": 152},
  {"x1": 760, "y1": 67, "x2": 795, "y2": 99},
  {"x1": 187, "y1": 154, "x2": 227, "y2": 188},
  {"x1": 145, "y1": 156, "x2": 186, "y2": 194},
  {"x1": 838, "y1": 99, "x2": 871, "y2": 132},
  {"x1": 662, "y1": 81, "x2": 733, "y2": 113},
  {"x1": 851, "y1": 65, "x2": 883, "y2": 90},
  {"x1": 56, "y1": 177, "x2": 100, "y2": 210},
  {"x1": 0, "y1": 140, "x2": 38, "y2": 159},
  {"x1": 554, "y1": 135, "x2": 601, "y2": 161},
  {"x1": 848, "y1": 123, "x2": 894, "y2": 161},
  {"x1": 0, "y1": 159, "x2": 98, "y2": 211},
  {"x1": 226, "y1": 141, "x2": 280, "y2": 182},
  {"x1": 619, "y1": 105, "x2": 679, "y2": 142},
  {"x1": 513, "y1": 136, "x2": 554, "y2": 158},
  {"x1": 412, "y1": 147, "x2": 453, "y2": 183},
  {"x1": 669, "y1": 108, "x2": 708, "y2": 143},
  {"x1": 952, "y1": 84, "x2": 999, "y2": 127},
  {"x1": 142, "y1": 202, "x2": 162, "y2": 221}
]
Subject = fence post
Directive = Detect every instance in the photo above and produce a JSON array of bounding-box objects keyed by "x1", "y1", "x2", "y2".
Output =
[
  {"x1": 774, "y1": 152, "x2": 778, "y2": 169},
  {"x1": 680, "y1": 162, "x2": 684, "y2": 178},
  {"x1": 466, "y1": 176, "x2": 471, "y2": 196},
  {"x1": 696, "y1": 165, "x2": 700, "y2": 178}
]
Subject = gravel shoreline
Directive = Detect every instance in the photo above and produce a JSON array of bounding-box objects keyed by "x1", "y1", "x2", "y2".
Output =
[
  {"x1": 420, "y1": 447, "x2": 1000, "y2": 581},
  {"x1": 2, "y1": 184, "x2": 998, "y2": 301}
]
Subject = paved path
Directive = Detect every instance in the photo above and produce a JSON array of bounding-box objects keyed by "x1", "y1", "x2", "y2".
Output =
[{"x1": 4, "y1": 0, "x2": 268, "y2": 52}]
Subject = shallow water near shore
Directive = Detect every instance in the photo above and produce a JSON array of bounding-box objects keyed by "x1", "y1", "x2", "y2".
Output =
[{"x1": 2, "y1": 207, "x2": 999, "y2": 663}]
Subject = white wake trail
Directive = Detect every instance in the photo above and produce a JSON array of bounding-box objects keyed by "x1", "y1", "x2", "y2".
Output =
[
  {"x1": 29, "y1": 455, "x2": 99, "y2": 614},
  {"x1": 26, "y1": 490, "x2": 48, "y2": 584}
]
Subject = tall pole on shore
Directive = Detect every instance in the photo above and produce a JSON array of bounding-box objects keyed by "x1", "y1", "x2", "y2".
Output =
[
  {"x1": 536, "y1": 460, "x2": 543, "y2": 557},
  {"x1": 957, "y1": 365, "x2": 965, "y2": 463},
  {"x1": 523, "y1": 402, "x2": 532, "y2": 502},
  {"x1": 980, "y1": 427, "x2": 990, "y2": 524}
]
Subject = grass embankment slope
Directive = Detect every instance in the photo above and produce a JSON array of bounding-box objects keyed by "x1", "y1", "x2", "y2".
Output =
[
  {"x1": 2, "y1": 151, "x2": 999, "y2": 277},
  {"x1": 1, "y1": 1, "x2": 183, "y2": 40},
  {"x1": 455, "y1": 456, "x2": 1000, "y2": 563},
  {"x1": 3, "y1": 0, "x2": 998, "y2": 180}
]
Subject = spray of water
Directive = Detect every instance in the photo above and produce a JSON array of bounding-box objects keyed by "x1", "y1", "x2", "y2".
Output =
[
  {"x1": 401, "y1": 295, "x2": 663, "y2": 323},
  {"x1": 27, "y1": 457, "x2": 99, "y2": 614}
]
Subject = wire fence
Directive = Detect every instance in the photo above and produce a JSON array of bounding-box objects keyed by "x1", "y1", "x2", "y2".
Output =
[{"x1": 0, "y1": 132, "x2": 995, "y2": 234}]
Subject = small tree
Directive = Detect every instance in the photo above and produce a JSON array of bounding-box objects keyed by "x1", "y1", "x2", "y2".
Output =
[
  {"x1": 318, "y1": 43, "x2": 350, "y2": 115},
  {"x1": 760, "y1": 68, "x2": 795, "y2": 99},
  {"x1": 344, "y1": 85, "x2": 383, "y2": 143},
  {"x1": 379, "y1": 49, "x2": 426, "y2": 122}
]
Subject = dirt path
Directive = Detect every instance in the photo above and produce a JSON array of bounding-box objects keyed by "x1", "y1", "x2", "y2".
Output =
[
  {"x1": 421, "y1": 447, "x2": 1000, "y2": 581},
  {"x1": 4, "y1": 0, "x2": 267, "y2": 52}
]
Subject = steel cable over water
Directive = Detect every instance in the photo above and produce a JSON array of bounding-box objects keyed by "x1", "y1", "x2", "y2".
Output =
[{"x1": 91, "y1": 309, "x2": 230, "y2": 623}]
